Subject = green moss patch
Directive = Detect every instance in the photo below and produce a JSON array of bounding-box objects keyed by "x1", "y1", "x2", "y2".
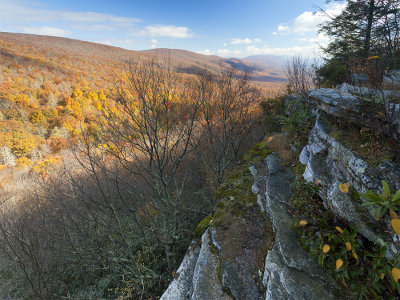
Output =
[
  {"x1": 193, "y1": 215, "x2": 212, "y2": 244},
  {"x1": 243, "y1": 141, "x2": 272, "y2": 162},
  {"x1": 191, "y1": 138, "x2": 274, "y2": 298}
]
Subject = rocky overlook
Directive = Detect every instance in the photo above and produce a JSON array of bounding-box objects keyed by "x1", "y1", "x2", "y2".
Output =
[{"x1": 161, "y1": 76, "x2": 400, "y2": 299}]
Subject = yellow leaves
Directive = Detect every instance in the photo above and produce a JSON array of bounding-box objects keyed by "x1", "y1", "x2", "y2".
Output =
[
  {"x1": 352, "y1": 250, "x2": 358, "y2": 260},
  {"x1": 298, "y1": 220, "x2": 308, "y2": 226},
  {"x1": 31, "y1": 156, "x2": 61, "y2": 177},
  {"x1": 266, "y1": 136, "x2": 273, "y2": 142},
  {"x1": 314, "y1": 179, "x2": 322, "y2": 185},
  {"x1": 16, "y1": 157, "x2": 32, "y2": 169},
  {"x1": 88, "y1": 91, "x2": 98, "y2": 102},
  {"x1": 12, "y1": 94, "x2": 30, "y2": 105},
  {"x1": 367, "y1": 56, "x2": 380, "y2": 60},
  {"x1": 339, "y1": 182, "x2": 350, "y2": 194},
  {"x1": 345, "y1": 242, "x2": 352, "y2": 251},
  {"x1": 322, "y1": 244, "x2": 330, "y2": 254},
  {"x1": 392, "y1": 267, "x2": 400, "y2": 282},
  {"x1": 390, "y1": 209, "x2": 400, "y2": 235},
  {"x1": 390, "y1": 210, "x2": 399, "y2": 220},
  {"x1": 73, "y1": 88, "x2": 83, "y2": 99},
  {"x1": 380, "y1": 273, "x2": 385, "y2": 280},
  {"x1": 336, "y1": 226, "x2": 344, "y2": 234},
  {"x1": 391, "y1": 218, "x2": 400, "y2": 235},
  {"x1": 336, "y1": 259, "x2": 343, "y2": 270},
  {"x1": 30, "y1": 110, "x2": 46, "y2": 126}
]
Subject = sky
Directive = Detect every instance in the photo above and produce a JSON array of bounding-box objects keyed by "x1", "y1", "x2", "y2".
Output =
[{"x1": 0, "y1": 0, "x2": 345, "y2": 58}]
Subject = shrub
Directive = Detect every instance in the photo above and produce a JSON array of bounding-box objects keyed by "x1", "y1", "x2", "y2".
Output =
[
  {"x1": 16, "y1": 157, "x2": 32, "y2": 169},
  {"x1": 315, "y1": 59, "x2": 348, "y2": 87}
]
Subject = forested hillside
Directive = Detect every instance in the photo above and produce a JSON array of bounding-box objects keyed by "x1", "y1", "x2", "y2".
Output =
[
  {"x1": 0, "y1": 0, "x2": 399, "y2": 299},
  {"x1": 0, "y1": 32, "x2": 286, "y2": 299},
  {"x1": 0, "y1": 32, "x2": 285, "y2": 178}
]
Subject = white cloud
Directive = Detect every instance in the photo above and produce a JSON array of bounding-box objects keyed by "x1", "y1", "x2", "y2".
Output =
[
  {"x1": 59, "y1": 12, "x2": 139, "y2": 25},
  {"x1": 215, "y1": 48, "x2": 242, "y2": 57},
  {"x1": 310, "y1": 33, "x2": 330, "y2": 44},
  {"x1": 95, "y1": 39, "x2": 135, "y2": 46},
  {"x1": 143, "y1": 25, "x2": 192, "y2": 38},
  {"x1": 0, "y1": 0, "x2": 193, "y2": 43},
  {"x1": 84, "y1": 24, "x2": 117, "y2": 31},
  {"x1": 0, "y1": 1, "x2": 140, "y2": 26},
  {"x1": 293, "y1": 11, "x2": 325, "y2": 33},
  {"x1": 198, "y1": 49, "x2": 213, "y2": 55},
  {"x1": 230, "y1": 38, "x2": 261, "y2": 45},
  {"x1": 274, "y1": 2, "x2": 345, "y2": 34},
  {"x1": 151, "y1": 39, "x2": 158, "y2": 48},
  {"x1": 198, "y1": 44, "x2": 321, "y2": 58},
  {"x1": 21, "y1": 26, "x2": 71, "y2": 37},
  {"x1": 277, "y1": 24, "x2": 290, "y2": 32}
]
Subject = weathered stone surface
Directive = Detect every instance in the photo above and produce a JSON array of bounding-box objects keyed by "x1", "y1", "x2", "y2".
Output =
[
  {"x1": 191, "y1": 229, "x2": 231, "y2": 300},
  {"x1": 300, "y1": 116, "x2": 400, "y2": 254},
  {"x1": 307, "y1": 87, "x2": 400, "y2": 138},
  {"x1": 308, "y1": 88, "x2": 360, "y2": 113},
  {"x1": 252, "y1": 154, "x2": 339, "y2": 300},
  {"x1": 160, "y1": 241, "x2": 200, "y2": 300},
  {"x1": 383, "y1": 70, "x2": 400, "y2": 87},
  {"x1": 350, "y1": 73, "x2": 369, "y2": 85},
  {"x1": 385, "y1": 102, "x2": 400, "y2": 134},
  {"x1": 338, "y1": 83, "x2": 400, "y2": 99},
  {"x1": 161, "y1": 162, "x2": 273, "y2": 300}
]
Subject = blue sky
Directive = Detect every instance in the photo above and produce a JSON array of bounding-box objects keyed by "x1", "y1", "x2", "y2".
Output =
[{"x1": 0, "y1": 0, "x2": 345, "y2": 58}]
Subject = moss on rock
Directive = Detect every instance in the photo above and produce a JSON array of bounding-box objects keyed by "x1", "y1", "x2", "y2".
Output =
[{"x1": 194, "y1": 215, "x2": 212, "y2": 244}]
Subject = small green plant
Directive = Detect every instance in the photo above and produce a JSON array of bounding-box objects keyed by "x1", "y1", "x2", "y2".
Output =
[
  {"x1": 360, "y1": 181, "x2": 400, "y2": 220},
  {"x1": 277, "y1": 98, "x2": 313, "y2": 143},
  {"x1": 359, "y1": 95, "x2": 386, "y2": 104},
  {"x1": 292, "y1": 166, "x2": 400, "y2": 297}
]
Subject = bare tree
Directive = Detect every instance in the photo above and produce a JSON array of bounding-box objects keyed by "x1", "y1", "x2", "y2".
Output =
[
  {"x1": 284, "y1": 55, "x2": 315, "y2": 96},
  {"x1": 194, "y1": 65, "x2": 263, "y2": 187},
  {"x1": 94, "y1": 57, "x2": 203, "y2": 271}
]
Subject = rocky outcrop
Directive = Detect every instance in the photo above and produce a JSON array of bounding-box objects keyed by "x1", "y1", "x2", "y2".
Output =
[
  {"x1": 253, "y1": 154, "x2": 339, "y2": 300},
  {"x1": 299, "y1": 115, "x2": 400, "y2": 255},
  {"x1": 308, "y1": 86, "x2": 400, "y2": 137},
  {"x1": 160, "y1": 241, "x2": 200, "y2": 299},
  {"x1": 383, "y1": 70, "x2": 400, "y2": 88},
  {"x1": 161, "y1": 157, "x2": 274, "y2": 299},
  {"x1": 338, "y1": 82, "x2": 400, "y2": 99},
  {"x1": 161, "y1": 153, "x2": 340, "y2": 300},
  {"x1": 161, "y1": 82, "x2": 400, "y2": 299}
]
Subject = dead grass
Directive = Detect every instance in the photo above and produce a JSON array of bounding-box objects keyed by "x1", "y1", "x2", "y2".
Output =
[{"x1": 265, "y1": 133, "x2": 294, "y2": 162}]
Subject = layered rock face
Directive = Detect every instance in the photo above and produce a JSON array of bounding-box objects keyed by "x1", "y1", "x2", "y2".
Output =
[
  {"x1": 301, "y1": 85, "x2": 400, "y2": 258},
  {"x1": 255, "y1": 155, "x2": 338, "y2": 300},
  {"x1": 161, "y1": 154, "x2": 340, "y2": 300},
  {"x1": 299, "y1": 116, "x2": 400, "y2": 255},
  {"x1": 161, "y1": 80, "x2": 400, "y2": 299}
]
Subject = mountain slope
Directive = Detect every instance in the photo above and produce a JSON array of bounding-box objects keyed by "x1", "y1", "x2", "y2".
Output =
[{"x1": 0, "y1": 32, "x2": 286, "y2": 82}]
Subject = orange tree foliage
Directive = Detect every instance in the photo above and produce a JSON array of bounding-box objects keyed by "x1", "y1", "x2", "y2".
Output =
[{"x1": 0, "y1": 124, "x2": 38, "y2": 157}]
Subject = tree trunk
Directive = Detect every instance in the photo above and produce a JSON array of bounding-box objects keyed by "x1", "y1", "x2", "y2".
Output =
[{"x1": 365, "y1": 0, "x2": 375, "y2": 58}]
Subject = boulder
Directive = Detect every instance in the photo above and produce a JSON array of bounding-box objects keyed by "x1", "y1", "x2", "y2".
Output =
[{"x1": 161, "y1": 153, "x2": 340, "y2": 300}]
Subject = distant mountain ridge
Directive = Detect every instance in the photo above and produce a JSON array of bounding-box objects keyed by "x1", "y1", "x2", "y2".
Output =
[{"x1": 0, "y1": 32, "x2": 286, "y2": 82}]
